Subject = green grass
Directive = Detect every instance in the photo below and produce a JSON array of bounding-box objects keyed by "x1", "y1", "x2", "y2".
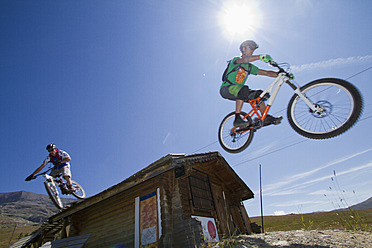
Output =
[
  {"x1": 0, "y1": 225, "x2": 38, "y2": 248},
  {"x1": 199, "y1": 209, "x2": 372, "y2": 247},
  {"x1": 250, "y1": 208, "x2": 372, "y2": 232},
  {"x1": 3, "y1": 209, "x2": 371, "y2": 248}
]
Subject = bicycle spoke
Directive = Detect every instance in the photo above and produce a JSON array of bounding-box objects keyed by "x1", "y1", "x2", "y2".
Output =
[{"x1": 288, "y1": 78, "x2": 362, "y2": 139}]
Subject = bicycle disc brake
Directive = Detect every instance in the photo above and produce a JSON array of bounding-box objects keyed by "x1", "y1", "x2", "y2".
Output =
[{"x1": 310, "y1": 100, "x2": 332, "y2": 118}]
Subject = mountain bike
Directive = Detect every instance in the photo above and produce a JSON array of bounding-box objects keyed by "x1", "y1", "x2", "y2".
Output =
[
  {"x1": 32, "y1": 167, "x2": 86, "y2": 209},
  {"x1": 218, "y1": 61, "x2": 363, "y2": 153}
]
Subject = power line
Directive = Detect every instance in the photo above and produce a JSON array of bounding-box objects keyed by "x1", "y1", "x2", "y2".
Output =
[
  {"x1": 232, "y1": 139, "x2": 308, "y2": 167},
  {"x1": 192, "y1": 141, "x2": 218, "y2": 153},
  {"x1": 345, "y1": 66, "x2": 372, "y2": 80}
]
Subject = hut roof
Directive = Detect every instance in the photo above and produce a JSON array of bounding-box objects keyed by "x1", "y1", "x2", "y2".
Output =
[{"x1": 49, "y1": 152, "x2": 253, "y2": 222}]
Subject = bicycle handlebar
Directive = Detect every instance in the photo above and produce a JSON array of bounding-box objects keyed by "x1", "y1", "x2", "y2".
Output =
[
  {"x1": 33, "y1": 168, "x2": 53, "y2": 178},
  {"x1": 269, "y1": 61, "x2": 294, "y2": 80}
]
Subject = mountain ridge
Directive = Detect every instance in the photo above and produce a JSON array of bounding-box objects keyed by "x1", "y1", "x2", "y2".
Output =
[
  {"x1": 347, "y1": 196, "x2": 372, "y2": 210},
  {"x1": 0, "y1": 191, "x2": 76, "y2": 227}
]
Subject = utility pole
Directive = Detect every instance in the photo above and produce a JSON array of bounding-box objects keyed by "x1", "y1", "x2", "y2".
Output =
[
  {"x1": 8, "y1": 222, "x2": 17, "y2": 247},
  {"x1": 259, "y1": 164, "x2": 264, "y2": 233}
]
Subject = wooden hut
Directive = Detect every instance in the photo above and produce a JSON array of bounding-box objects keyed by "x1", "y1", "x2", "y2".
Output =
[{"x1": 23, "y1": 152, "x2": 254, "y2": 248}]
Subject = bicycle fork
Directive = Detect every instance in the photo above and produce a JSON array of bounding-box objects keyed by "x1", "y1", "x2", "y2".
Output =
[
  {"x1": 286, "y1": 80, "x2": 323, "y2": 114},
  {"x1": 44, "y1": 174, "x2": 59, "y2": 196}
]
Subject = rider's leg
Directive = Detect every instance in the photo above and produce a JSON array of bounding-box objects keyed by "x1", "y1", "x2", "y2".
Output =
[
  {"x1": 260, "y1": 101, "x2": 283, "y2": 126},
  {"x1": 236, "y1": 99, "x2": 244, "y2": 114},
  {"x1": 61, "y1": 165, "x2": 75, "y2": 190},
  {"x1": 233, "y1": 87, "x2": 252, "y2": 127},
  {"x1": 259, "y1": 101, "x2": 266, "y2": 114},
  {"x1": 256, "y1": 95, "x2": 282, "y2": 126},
  {"x1": 63, "y1": 175, "x2": 76, "y2": 191},
  {"x1": 234, "y1": 99, "x2": 251, "y2": 127},
  {"x1": 64, "y1": 175, "x2": 72, "y2": 186}
]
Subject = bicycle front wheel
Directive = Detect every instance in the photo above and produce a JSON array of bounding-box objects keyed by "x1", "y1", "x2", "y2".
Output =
[
  {"x1": 218, "y1": 111, "x2": 254, "y2": 153},
  {"x1": 71, "y1": 180, "x2": 86, "y2": 199},
  {"x1": 44, "y1": 181, "x2": 63, "y2": 209},
  {"x1": 287, "y1": 78, "x2": 362, "y2": 139}
]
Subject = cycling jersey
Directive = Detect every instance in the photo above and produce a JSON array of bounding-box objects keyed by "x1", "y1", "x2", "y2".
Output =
[
  {"x1": 42, "y1": 149, "x2": 71, "y2": 169},
  {"x1": 221, "y1": 57, "x2": 260, "y2": 88}
]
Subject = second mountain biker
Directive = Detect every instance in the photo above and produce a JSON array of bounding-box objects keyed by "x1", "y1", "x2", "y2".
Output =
[{"x1": 25, "y1": 144, "x2": 75, "y2": 193}]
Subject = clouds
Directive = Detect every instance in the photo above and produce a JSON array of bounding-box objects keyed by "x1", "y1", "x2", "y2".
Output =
[
  {"x1": 162, "y1": 132, "x2": 172, "y2": 145},
  {"x1": 264, "y1": 148, "x2": 372, "y2": 197},
  {"x1": 274, "y1": 210, "x2": 286, "y2": 216},
  {"x1": 291, "y1": 55, "x2": 372, "y2": 73}
]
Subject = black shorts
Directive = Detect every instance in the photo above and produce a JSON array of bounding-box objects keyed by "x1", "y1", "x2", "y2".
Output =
[{"x1": 220, "y1": 85, "x2": 263, "y2": 102}]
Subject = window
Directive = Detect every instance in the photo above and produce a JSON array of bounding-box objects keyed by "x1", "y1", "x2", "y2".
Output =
[{"x1": 188, "y1": 169, "x2": 215, "y2": 211}]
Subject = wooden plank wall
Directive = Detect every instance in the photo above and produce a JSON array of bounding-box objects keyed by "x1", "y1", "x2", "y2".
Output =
[
  {"x1": 178, "y1": 163, "x2": 251, "y2": 239},
  {"x1": 160, "y1": 170, "x2": 203, "y2": 248},
  {"x1": 63, "y1": 160, "x2": 250, "y2": 248},
  {"x1": 69, "y1": 173, "x2": 168, "y2": 248},
  {"x1": 66, "y1": 169, "x2": 203, "y2": 248}
]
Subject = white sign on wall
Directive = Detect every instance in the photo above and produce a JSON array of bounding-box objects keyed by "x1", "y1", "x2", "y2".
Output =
[{"x1": 192, "y1": 216, "x2": 219, "y2": 243}]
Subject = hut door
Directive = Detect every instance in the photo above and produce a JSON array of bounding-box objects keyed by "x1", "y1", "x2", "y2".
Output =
[{"x1": 211, "y1": 184, "x2": 232, "y2": 237}]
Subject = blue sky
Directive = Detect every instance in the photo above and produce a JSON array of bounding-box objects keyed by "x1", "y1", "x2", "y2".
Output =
[{"x1": 1, "y1": 0, "x2": 371, "y2": 217}]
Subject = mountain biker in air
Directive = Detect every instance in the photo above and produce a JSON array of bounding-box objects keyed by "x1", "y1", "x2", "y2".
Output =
[
  {"x1": 25, "y1": 144, "x2": 75, "y2": 193},
  {"x1": 220, "y1": 40, "x2": 283, "y2": 127}
]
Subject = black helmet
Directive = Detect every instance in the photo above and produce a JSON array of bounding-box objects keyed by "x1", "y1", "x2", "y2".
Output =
[
  {"x1": 46, "y1": 144, "x2": 56, "y2": 151},
  {"x1": 240, "y1": 40, "x2": 259, "y2": 52}
]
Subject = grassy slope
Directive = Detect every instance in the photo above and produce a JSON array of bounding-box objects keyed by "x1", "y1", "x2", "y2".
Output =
[
  {"x1": 2, "y1": 209, "x2": 371, "y2": 247},
  {"x1": 0, "y1": 225, "x2": 38, "y2": 248},
  {"x1": 250, "y1": 208, "x2": 372, "y2": 232}
]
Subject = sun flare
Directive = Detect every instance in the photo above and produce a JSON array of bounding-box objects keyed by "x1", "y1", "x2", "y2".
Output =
[{"x1": 219, "y1": 0, "x2": 262, "y2": 40}]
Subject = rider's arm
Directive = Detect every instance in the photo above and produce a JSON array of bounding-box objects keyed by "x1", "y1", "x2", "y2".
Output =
[
  {"x1": 59, "y1": 150, "x2": 71, "y2": 164},
  {"x1": 31, "y1": 163, "x2": 47, "y2": 176},
  {"x1": 30, "y1": 157, "x2": 50, "y2": 176},
  {"x1": 257, "y1": 69, "x2": 278, "y2": 78},
  {"x1": 60, "y1": 157, "x2": 71, "y2": 164},
  {"x1": 26, "y1": 158, "x2": 49, "y2": 181},
  {"x1": 235, "y1": 55, "x2": 260, "y2": 64}
]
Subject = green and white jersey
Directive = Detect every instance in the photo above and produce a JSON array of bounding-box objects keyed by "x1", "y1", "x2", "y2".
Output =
[{"x1": 221, "y1": 57, "x2": 260, "y2": 88}]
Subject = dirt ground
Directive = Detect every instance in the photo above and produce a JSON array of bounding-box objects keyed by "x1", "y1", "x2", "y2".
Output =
[{"x1": 212, "y1": 230, "x2": 372, "y2": 248}]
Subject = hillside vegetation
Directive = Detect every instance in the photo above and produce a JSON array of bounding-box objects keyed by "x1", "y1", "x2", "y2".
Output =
[
  {"x1": 3, "y1": 209, "x2": 371, "y2": 248},
  {"x1": 0, "y1": 191, "x2": 75, "y2": 228},
  {"x1": 250, "y1": 208, "x2": 372, "y2": 232},
  {"x1": 2, "y1": 191, "x2": 370, "y2": 247}
]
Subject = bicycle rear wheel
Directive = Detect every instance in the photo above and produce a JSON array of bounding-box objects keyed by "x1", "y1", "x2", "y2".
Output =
[
  {"x1": 287, "y1": 78, "x2": 362, "y2": 139},
  {"x1": 44, "y1": 181, "x2": 63, "y2": 209},
  {"x1": 218, "y1": 111, "x2": 254, "y2": 153},
  {"x1": 71, "y1": 180, "x2": 86, "y2": 199}
]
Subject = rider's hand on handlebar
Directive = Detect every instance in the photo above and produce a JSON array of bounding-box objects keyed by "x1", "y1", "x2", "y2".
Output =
[
  {"x1": 25, "y1": 175, "x2": 36, "y2": 181},
  {"x1": 260, "y1": 54, "x2": 273, "y2": 63}
]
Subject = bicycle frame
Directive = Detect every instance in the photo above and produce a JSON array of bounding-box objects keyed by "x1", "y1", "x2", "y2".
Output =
[
  {"x1": 37, "y1": 169, "x2": 64, "y2": 191},
  {"x1": 44, "y1": 173, "x2": 61, "y2": 186},
  {"x1": 240, "y1": 72, "x2": 317, "y2": 130}
]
